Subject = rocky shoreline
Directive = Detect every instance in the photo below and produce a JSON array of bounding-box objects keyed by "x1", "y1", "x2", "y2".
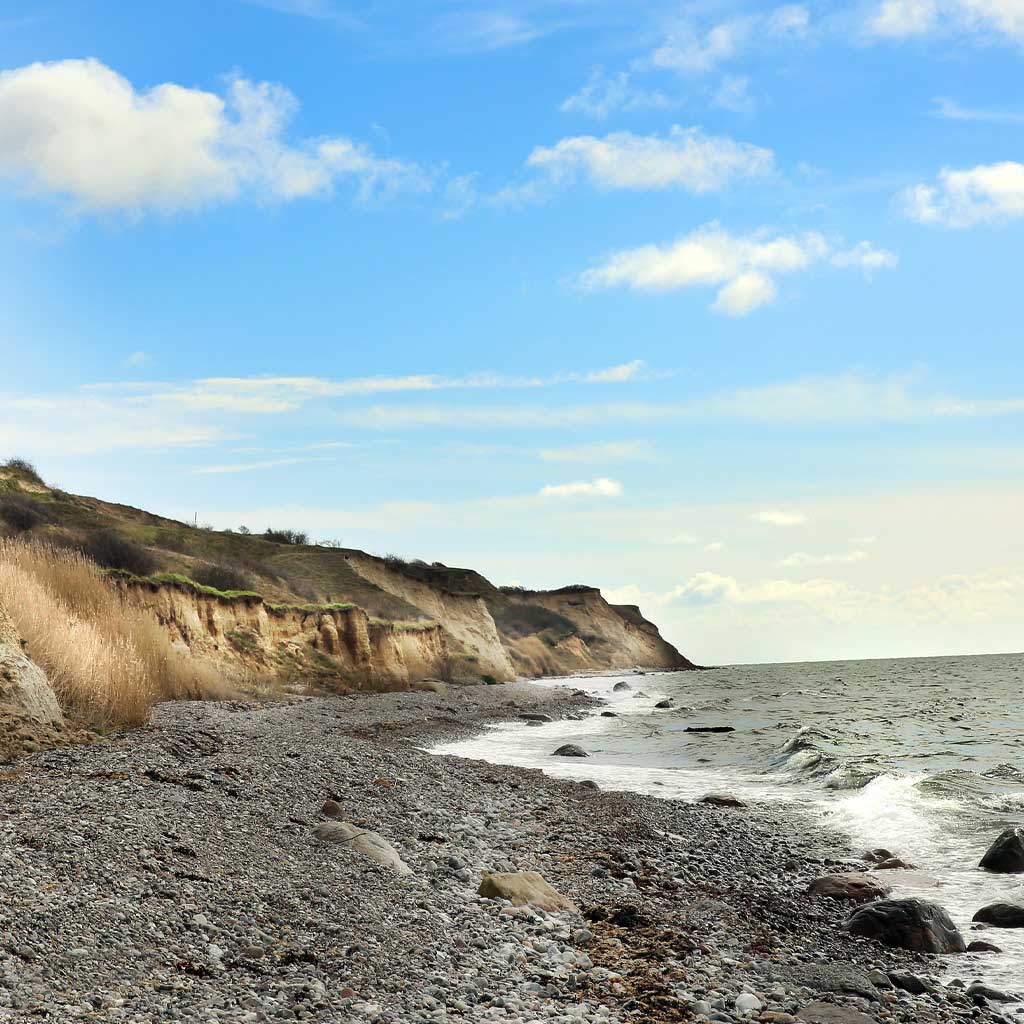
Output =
[{"x1": 0, "y1": 681, "x2": 1014, "y2": 1023}]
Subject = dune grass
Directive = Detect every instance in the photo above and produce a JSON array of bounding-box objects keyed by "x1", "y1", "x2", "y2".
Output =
[{"x1": 0, "y1": 539, "x2": 234, "y2": 729}]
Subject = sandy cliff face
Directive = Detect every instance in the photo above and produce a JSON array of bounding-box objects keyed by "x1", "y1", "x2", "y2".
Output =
[
  {"x1": 344, "y1": 554, "x2": 517, "y2": 682},
  {"x1": 116, "y1": 581, "x2": 461, "y2": 692},
  {"x1": 497, "y1": 587, "x2": 694, "y2": 677}
]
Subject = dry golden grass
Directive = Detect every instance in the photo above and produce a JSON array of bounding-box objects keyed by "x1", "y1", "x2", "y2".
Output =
[{"x1": 0, "y1": 540, "x2": 234, "y2": 729}]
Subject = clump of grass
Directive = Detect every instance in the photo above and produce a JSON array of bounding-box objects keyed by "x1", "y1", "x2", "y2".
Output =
[
  {"x1": 1, "y1": 457, "x2": 44, "y2": 484},
  {"x1": 191, "y1": 562, "x2": 253, "y2": 593},
  {"x1": 0, "y1": 540, "x2": 233, "y2": 729}
]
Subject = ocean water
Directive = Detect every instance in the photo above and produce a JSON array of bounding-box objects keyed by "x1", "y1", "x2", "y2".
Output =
[{"x1": 433, "y1": 653, "x2": 1024, "y2": 995}]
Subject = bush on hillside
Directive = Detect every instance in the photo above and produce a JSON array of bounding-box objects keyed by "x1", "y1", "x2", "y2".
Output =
[
  {"x1": 262, "y1": 528, "x2": 308, "y2": 546},
  {"x1": 191, "y1": 562, "x2": 254, "y2": 594},
  {"x1": 0, "y1": 540, "x2": 233, "y2": 729},
  {"x1": 2, "y1": 457, "x2": 43, "y2": 483},
  {"x1": 0, "y1": 495, "x2": 50, "y2": 533},
  {"x1": 79, "y1": 528, "x2": 158, "y2": 576}
]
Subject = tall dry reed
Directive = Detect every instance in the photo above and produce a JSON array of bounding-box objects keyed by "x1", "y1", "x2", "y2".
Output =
[{"x1": 0, "y1": 540, "x2": 232, "y2": 729}]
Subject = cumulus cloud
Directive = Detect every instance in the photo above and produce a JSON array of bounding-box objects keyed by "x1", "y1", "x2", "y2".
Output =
[
  {"x1": 752, "y1": 509, "x2": 808, "y2": 526},
  {"x1": 579, "y1": 224, "x2": 896, "y2": 316},
  {"x1": 526, "y1": 126, "x2": 773, "y2": 194},
  {"x1": 539, "y1": 478, "x2": 623, "y2": 498},
  {"x1": 900, "y1": 161, "x2": 1024, "y2": 228},
  {"x1": 868, "y1": 0, "x2": 1024, "y2": 39},
  {"x1": 0, "y1": 58, "x2": 429, "y2": 214}
]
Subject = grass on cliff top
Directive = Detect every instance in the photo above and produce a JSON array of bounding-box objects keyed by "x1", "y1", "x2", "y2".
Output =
[{"x1": 0, "y1": 540, "x2": 234, "y2": 729}]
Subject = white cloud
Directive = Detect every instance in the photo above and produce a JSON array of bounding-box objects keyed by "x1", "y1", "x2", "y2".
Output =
[
  {"x1": 579, "y1": 223, "x2": 895, "y2": 315},
  {"x1": 850, "y1": 534, "x2": 878, "y2": 545},
  {"x1": 539, "y1": 477, "x2": 623, "y2": 498},
  {"x1": 582, "y1": 360, "x2": 647, "y2": 383},
  {"x1": 705, "y1": 540, "x2": 726, "y2": 551},
  {"x1": 752, "y1": 509, "x2": 808, "y2": 526},
  {"x1": 932, "y1": 97, "x2": 1024, "y2": 124},
  {"x1": 778, "y1": 549, "x2": 870, "y2": 567},
  {"x1": 713, "y1": 76, "x2": 755, "y2": 114},
  {"x1": 334, "y1": 370, "x2": 1024, "y2": 431},
  {"x1": 901, "y1": 161, "x2": 1024, "y2": 228},
  {"x1": 124, "y1": 350, "x2": 150, "y2": 367},
  {"x1": 526, "y1": 126, "x2": 773, "y2": 194},
  {"x1": 192, "y1": 456, "x2": 332, "y2": 475},
  {"x1": 659, "y1": 532, "x2": 700, "y2": 545},
  {"x1": 537, "y1": 441, "x2": 655, "y2": 463},
  {"x1": 0, "y1": 59, "x2": 429, "y2": 214},
  {"x1": 559, "y1": 68, "x2": 671, "y2": 120},
  {"x1": 868, "y1": 0, "x2": 1024, "y2": 40}
]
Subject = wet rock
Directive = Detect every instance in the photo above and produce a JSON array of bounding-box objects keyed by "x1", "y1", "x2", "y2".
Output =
[
  {"x1": 967, "y1": 938, "x2": 1003, "y2": 952},
  {"x1": 685, "y1": 725, "x2": 735, "y2": 734},
  {"x1": 972, "y1": 901, "x2": 1024, "y2": 927},
  {"x1": 654, "y1": 699, "x2": 674, "y2": 709},
  {"x1": 552, "y1": 744, "x2": 589, "y2": 757},
  {"x1": 579, "y1": 779, "x2": 600, "y2": 790},
  {"x1": 874, "y1": 856, "x2": 916, "y2": 869},
  {"x1": 612, "y1": 681, "x2": 631, "y2": 692},
  {"x1": 477, "y1": 872, "x2": 575, "y2": 912},
  {"x1": 312, "y1": 822, "x2": 413, "y2": 876},
  {"x1": 966, "y1": 981, "x2": 1013, "y2": 1002},
  {"x1": 863, "y1": 848, "x2": 894, "y2": 863},
  {"x1": 979, "y1": 827, "x2": 1024, "y2": 872},
  {"x1": 845, "y1": 897, "x2": 966, "y2": 952},
  {"x1": 808, "y1": 872, "x2": 891, "y2": 903},
  {"x1": 779, "y1": 963, "x2": 880, "y2": 1002},
  {"x1": 600, "y1": 711, "x2": 618, "y2": 717},
  {"x1": 887, "y1": 971, "x2": 934, "y2": 995},
  {"x1": 699, "y1": 793, "x2": 747, "y2": 808},
  {"x1": 518, "y1": 713, "x2": 553, "y2": 723}
]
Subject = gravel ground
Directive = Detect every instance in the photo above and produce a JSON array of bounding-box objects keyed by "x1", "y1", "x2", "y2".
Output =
[{"x1": 0, "y1": 682, "x2": 1015, "y2": 1024}]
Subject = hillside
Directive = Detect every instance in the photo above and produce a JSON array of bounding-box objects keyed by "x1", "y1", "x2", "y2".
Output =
[{"x1": 0, "y1": 459, "x2": 694, "y2": 692}]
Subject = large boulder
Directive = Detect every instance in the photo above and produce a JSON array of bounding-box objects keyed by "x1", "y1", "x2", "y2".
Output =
[
  {"x1": 699, "y1": 793, "x2": 747, "y2": 808},
  {"x1": 845, "y1": 898, "x2": 966, "y2": 953},
  {"x1": 972, "y1": 901, "x2": 1024, "y2": 928},
  {"x1": 612, "y1": 681, "x2": 631, "y2": 692},
  {"x1": 979, "y1": 828, "x2": 1024, "y2": 873},
  {"x1": 552, "y1": 744, "x2": 589, "y2": 758},
  {"x1": 797, "y1": 1002, "x2": 876, "y2": 1024},
  {"x1": 478, "y1": 871, "x2": 576, "y2": 912},
  {"x1": 0, "y1": 606, "x2": 63, "y2": 726},
  {"x1": 808, "y1": 873, "x2": 891, "y2": 904},
  {"x1": 313, "y1": 821, "x2": 412, "y2": 876}
]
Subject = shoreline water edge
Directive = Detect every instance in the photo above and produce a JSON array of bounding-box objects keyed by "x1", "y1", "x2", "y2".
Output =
[{"x1": 0, "y1": 677, "x2": 1016, "y2": 1024}]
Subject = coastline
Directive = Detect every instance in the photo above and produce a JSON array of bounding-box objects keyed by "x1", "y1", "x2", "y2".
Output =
[{"x1": 0, "y1": 682, "x2": 1010, "y2": 1023}]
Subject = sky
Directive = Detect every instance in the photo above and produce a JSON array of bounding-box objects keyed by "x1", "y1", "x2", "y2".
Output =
[{"x1": 1, "y1": 0, "x2": 1022, "y2": 665}]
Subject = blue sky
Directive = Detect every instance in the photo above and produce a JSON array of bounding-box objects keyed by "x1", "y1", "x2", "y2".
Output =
[{"x1": 1, "y1": 0, "x2": 1022, "y2": 663}]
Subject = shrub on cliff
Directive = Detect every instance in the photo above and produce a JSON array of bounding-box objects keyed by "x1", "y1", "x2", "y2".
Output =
[
  {"x1": 262, "y1": 527, "x2": 308, "y2": 545},
  {"x1": 79, "y1": 528, "x2": 157, "y2": 576},
  {"x1": 1, "y1": 457, "x2": 44, "y2": 484},
  {"x1": 0, "y1": 540, "x2": 232, "y2": 729},
  {"x1": 191, "y1": 562, "x2": 254, "y2": 594},
  {"x1": 0, "y1": 495, "x2": 50, "y2": 533}
]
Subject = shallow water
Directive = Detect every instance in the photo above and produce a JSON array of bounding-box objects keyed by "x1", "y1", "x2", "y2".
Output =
[{"x1": 433, "y1": 653, "x2": 1024, "y2": 996}]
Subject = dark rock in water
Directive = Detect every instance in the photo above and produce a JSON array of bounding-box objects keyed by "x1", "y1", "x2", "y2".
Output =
[
  {"x1": 685, "y1": 725, "x2": 735, "y2": 734},
  {"x1": 579, "y1": 779, "x2": 600, "y2": 790},
  {"x1": 845, "y1": 898, "x2": 966, "y2": 953},
  {"x1": 808, "y1": 872, "x2": 891, "y2": 904},
  {"x1": 654, "y1": 699, "x2": 674, "y2": 709},
  {"x1": 526, "y1": 720, "x2": 544, "y2": 727},
  {"x1": 972, "y1": 901, "x2": 1024, "y2": 927},
  {"x1": 875, "y1": 856, "x2": 916, "y2": 869},
  {"x1": 600, "y1": 711, "x2": 618, "y2": 717},
  {"x1": 698, "y1": 793, "x2": 747, "y2": 808},
  {"x1": 979, "y1": 827, "x2": 1024, "y2": 872},
  {"x1": 633, "y1": 692, "x2": 649, "y2": 698},
  {"x1": 519, "y1": 713, "x2": 553, "y2": 723},
  {"x1": 887, "y1": 972, "x2": 934, "y2": 995},
  {"x1": 612, "y1": 681, "x2": 631, "y2": 692},
  {"x1": 797, "y1": 1001, "x2": 876, "y2": 1024},
  {"x1": 552, "y1": 744, "x2": 589, "y2": 758},
  {"x1": 863, "y1": 848, "x2": 895, "y2": 863},
  {"x1": 967, "y1": 938, "x2": 1003, "y2": 952},
  {"x1": 966, "y1": 982, "x2": 1013, "y2": 1002}
]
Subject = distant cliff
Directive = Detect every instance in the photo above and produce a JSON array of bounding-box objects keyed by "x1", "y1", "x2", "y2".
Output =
[{"x1": 0, "y1": 460, "x2": 694, "y2": 692}]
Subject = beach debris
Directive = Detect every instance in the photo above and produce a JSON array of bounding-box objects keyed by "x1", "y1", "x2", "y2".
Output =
[
  {"x1": 699, "y1": 793, "x2": 747, "y2": 808},
  {"x1": 979, "y1": 826, "x2": 1024, "y2": 872},
  {"x1": 972, "y1": 900, "x2": 1024, "y2": 927},
  {"x1": 845, "y1": 898, "x2": 966, "y2": 952},
  {"x1": 552, "y1": 744, "x2": 589, "y2": 757},
  {"x1": 478, "y1": 871, "x2": 575, "y2": 912},
  {"x1": 313, "y1": 821, "x2": 412, "y2": 876},
  {"x1": 808, "y1": 873, "x2": 891, "y2": 903}
]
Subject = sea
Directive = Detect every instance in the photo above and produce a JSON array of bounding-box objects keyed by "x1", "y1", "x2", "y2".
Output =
[{"x1": 432, "y1": 652, "x2": 1024, "y2": 996}]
